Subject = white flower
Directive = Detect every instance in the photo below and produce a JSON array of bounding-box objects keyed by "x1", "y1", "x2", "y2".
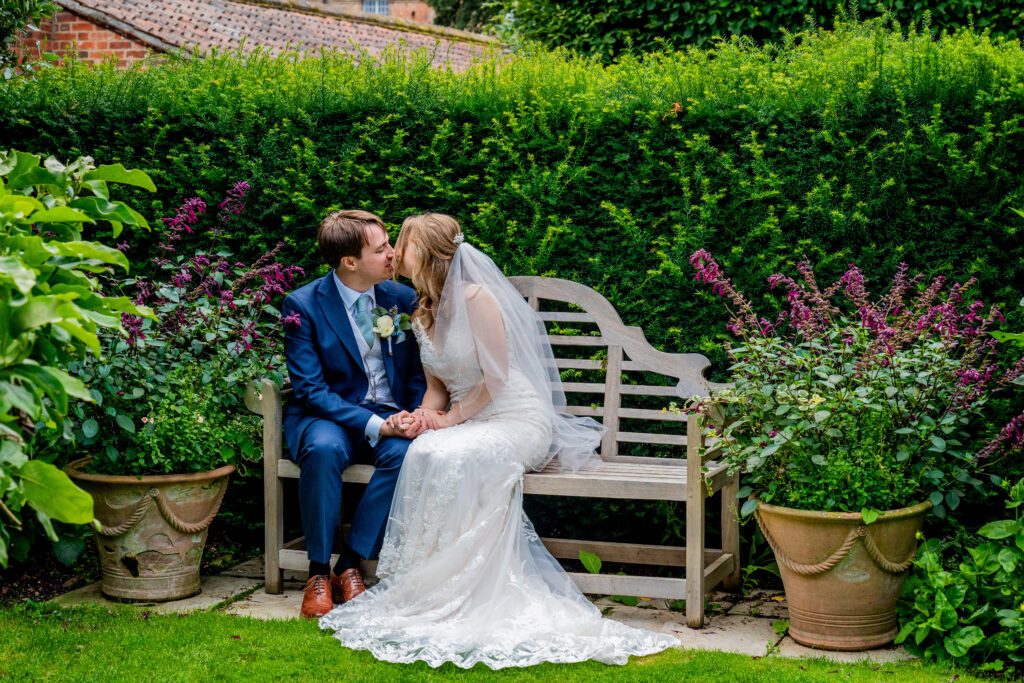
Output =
[
  {"x1": 373, "y1": 315, "x2": 395, "y2": 338},
  {"x1": 453, "y1": 232, "x2": 464, "y2": 245},
  {"x1": 197, "y1": 415, "x2": 204, "y2": 423}
]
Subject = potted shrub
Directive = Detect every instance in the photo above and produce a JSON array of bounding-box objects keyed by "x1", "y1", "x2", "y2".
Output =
[
  {"x1": 65, "y1": 185, "x2": 304, "y2": 601},
  {"x1": 688, "y1": 250, "x2": 1023, "y2": 650}
]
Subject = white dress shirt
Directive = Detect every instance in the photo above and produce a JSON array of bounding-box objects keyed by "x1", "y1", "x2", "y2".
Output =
[{"x1": 333, "y1": 273, "x2": 397, "y2": 444}]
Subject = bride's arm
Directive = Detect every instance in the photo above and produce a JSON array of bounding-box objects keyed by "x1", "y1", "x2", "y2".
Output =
[
  {"x1": 436, "y1": 286, "x2": 508, "y2": 428},
  {"x1": 419, "y1": 372, "x2": 449, "y2": 411}
]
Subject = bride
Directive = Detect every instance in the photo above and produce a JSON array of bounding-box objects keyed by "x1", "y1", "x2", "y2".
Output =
[{"x1": 318, "y1": 213, "x2": 678, "y2": 668}]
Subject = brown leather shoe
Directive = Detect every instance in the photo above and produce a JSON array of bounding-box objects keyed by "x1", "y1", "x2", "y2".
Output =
[
  {"x1": 330, "y1": 568, "x2": 366, "y2": 603},
  {"x1": 300, "y1": 575, "x2": 333, "y2": 619}
]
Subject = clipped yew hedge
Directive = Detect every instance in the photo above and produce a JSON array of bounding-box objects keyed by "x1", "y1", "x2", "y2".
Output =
[{"x1": 2, "y1": 16, "x2": 1022, "y2": 544}]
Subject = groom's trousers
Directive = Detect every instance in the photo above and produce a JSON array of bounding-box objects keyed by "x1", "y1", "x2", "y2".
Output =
[{"x1": 290, "y1": 403, "x2": 409, "y2": 564}]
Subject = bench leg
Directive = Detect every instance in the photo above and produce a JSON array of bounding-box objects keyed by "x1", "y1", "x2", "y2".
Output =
[
  {"x1": 264, "y1": 473, "x2": 284, "y2": 594},
  {"x1": 721, "y1": 473, "x2": 742, "y2": 593},
  {"x1": 685, "y1": 493, "x2": 706, "y2": 625}
]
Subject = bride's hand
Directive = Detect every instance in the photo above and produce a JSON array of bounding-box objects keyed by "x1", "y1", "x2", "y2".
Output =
[{"x1": 413, "y1": 408, "x2": 447, "y2": 431}]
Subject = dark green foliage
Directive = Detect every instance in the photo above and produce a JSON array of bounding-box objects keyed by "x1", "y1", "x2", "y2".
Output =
[
  {"x1": 1, "y1": 16, "x2": 1022, "y2": 545},
  {"x1": 506, "y1": 1, "x2": 1024, "y2": 61},
  {"x1": 426, "y1": 0, "x2": 501, "y2": 33},
  {"x1": 897, "y1": 477, "x2": 1024, "y2": 676}
]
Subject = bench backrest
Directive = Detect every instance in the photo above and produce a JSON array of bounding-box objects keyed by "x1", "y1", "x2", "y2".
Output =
[
  {"x1": 510, "y1": 276, "x2": 723, "y2": 461},
  {"x1": 247, "y1": 277, "x2": 724, "y2": 462}
]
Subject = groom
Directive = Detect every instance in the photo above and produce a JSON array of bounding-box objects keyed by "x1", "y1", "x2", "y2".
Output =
[{"x1": 282, "y1": 210, "x2": 428, "y2": 619}]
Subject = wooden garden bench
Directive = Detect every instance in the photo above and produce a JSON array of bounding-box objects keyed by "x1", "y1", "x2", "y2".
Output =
[{"x1": 246, "y1": 276, "x2": 740, "y2": 627}]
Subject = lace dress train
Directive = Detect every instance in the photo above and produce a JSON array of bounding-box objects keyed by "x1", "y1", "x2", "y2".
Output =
[{"x1": 318, "y1": 310, "x2": 678, "y2": 668}]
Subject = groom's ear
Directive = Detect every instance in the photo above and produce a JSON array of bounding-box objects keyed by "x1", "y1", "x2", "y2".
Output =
[{"x1": 339, "y1": 254, "x2": 359, "y2": 271}]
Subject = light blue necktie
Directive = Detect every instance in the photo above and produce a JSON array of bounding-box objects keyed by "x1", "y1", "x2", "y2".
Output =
[{"x1": 353, "y1": 293, "x2": 375, "y2": 346}]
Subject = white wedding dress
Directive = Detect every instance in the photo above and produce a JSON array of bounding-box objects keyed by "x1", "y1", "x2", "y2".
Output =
[{"x1": 318, "y1": 296, "x2": 679, "y2": 668}]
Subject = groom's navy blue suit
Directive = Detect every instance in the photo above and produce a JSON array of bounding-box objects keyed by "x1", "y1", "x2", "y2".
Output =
[{"x1": 282, "y1": 274, "x2": 426, "y2": 563}]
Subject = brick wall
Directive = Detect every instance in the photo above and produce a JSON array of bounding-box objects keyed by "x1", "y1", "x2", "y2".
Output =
[
  {"x1": 16, "y1": 10, "x2": 153, "y2": 66},
  {"x1": 330, "y1": 1, "x2": 435, "y2": 24}
]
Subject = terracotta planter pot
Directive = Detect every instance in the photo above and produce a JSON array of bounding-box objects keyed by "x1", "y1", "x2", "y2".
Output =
[
  {"x1": 66, "y1": 458, "x2": 234, "y2": 602},
  {"x1": 756, "y1": 499, "x2": 931, "y2": 651}
]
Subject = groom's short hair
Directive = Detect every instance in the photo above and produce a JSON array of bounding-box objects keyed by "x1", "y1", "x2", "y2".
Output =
[{"x1": 317, "y1": 210, "x2": 386, "y2": 268}]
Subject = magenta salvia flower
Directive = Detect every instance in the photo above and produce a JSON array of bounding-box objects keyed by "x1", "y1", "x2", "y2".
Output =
[
  {"x1": 161, "y1": 197, "x2": 206, "y2": 238},
  {"x1": 282, "y1": 312, "x2": 302, "y2": 329},
  {"x1": 218, "y1": 181, "x2": 250, "y2": 224},
  {"x1": 689, "y1": 250, "x2": 1024, "y2": 511}
]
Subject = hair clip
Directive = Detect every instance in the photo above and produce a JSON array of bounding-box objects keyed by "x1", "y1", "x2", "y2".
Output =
[{"x1": 453, "y1": 233, "x2": 464, "y2": 245}]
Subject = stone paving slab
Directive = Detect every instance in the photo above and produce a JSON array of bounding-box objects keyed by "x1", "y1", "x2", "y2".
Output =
[
  {"x1": 776, "y1": 636, "x2": 916, "y2": 663},
  {"x1": 53, "y1": 575, "x2": 261, "y2": 614},
  {"x1": 726, "y1": 589, "x2": 790, "y2": 618}
]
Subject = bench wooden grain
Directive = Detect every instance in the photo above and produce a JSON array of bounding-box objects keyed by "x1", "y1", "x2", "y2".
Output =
[{"x1": 246, "y1": 276, "x2": 740, "y2": 627}]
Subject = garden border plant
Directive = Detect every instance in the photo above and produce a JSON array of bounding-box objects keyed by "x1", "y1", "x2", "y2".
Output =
[{"x1": 688, "y1": 250, "x2": 1023, "y2": 650}]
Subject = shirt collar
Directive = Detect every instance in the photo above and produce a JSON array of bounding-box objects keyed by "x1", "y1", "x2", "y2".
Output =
[{"x1": 332, "y1": 272, "x2": 375, "y2": 311}]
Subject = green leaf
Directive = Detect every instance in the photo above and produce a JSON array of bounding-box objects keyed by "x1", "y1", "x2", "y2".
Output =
[
  {"x1": 83, "y1": 164, "x2": 157, "y2": 192},
  {"x1": 81, "y1": 418, "x2": 99, "y2": 439},
  {"x1": 929, "y1": 435, "x2": 947, "y2": 452},
  {"x1": 52, "y1": 240, "x2": 130, "y2": 270},
  {"x1": 54, "y1": 537, "x2": 86, "y2": 566},
  {"x1": 861, "y1": 508, "x2": 880, "y2": 525},
  {"x1": 579, "y1": 550, "x2": 601, "y2": 574},
  {"x1": 19, "y1": 460, "x2": 94, "y2": 524},
  {"x1": 115, "y1": 414, "x2": 135, "y2": 434},
  {"x1": 0, "y1": 256, "x2": 37, "y2": 294},
  {"x1": 943, "y1": 625, "x2": 984, "y2": 658},
  {"x1": 612, "y1": 595, "x2": 639, "y2": 606},
  {"x1": 813, "y1": 410, "x2": 830, "y2": 422},
  {"x1": 740, "y1": 498, "x2": 758, "y2": 517},
  {"x1": 772, "y1": 619, "x2": 789, "y2": 635},
  {"x1": 28, "y1": 206, "x2": 95, "y2": 224},
  {"x1": 9, "y1": 295, "x2": 79, "y2": 334},
  {"x1": 979, "y1": 520, "x2": 1019, "y2": 539}
]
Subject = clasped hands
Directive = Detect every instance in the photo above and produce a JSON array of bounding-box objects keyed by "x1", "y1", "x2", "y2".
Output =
[{"x1": 382, "y1": 407, "x2": 447, "y2": 439}]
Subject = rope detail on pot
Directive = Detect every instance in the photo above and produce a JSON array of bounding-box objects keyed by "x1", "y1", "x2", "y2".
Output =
[
  {"x1": 95, "y1": 479, "x2": 229, "y2": 536},
  {"x1": 755, "y1": 512, "x2": 916, "y2": 576},
  {"x1": 96, "y1": 489, "x2": 157, "y2": 537},
  {"x1": 152, "y1": 478, "x2": 229, "y2": 534},
  {"x1": 860, "y1": 526, "x2": 918, "y2": 573}
]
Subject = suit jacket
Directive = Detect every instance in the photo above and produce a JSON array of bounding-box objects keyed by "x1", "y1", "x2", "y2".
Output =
[{"x1": 281, "y1": 274, "x2": 427, "y2": 456}]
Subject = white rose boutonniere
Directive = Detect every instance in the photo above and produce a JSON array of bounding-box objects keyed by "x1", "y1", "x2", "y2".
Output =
[{"x1": 371, "y1": 306, "x2": 412, "y2": 355}]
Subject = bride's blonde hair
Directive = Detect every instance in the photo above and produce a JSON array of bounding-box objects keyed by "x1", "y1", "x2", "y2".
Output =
[{"x1": 395, "y1": 213, "x2": 462, "y2": 331}]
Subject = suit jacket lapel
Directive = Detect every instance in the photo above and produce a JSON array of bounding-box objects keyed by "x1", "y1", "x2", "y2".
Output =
[
  {"x1": 316, "y1": 274, "x2": 362, "y2": 369},
  {"x1": 375, "y1": 283, "x2": 397, "y2": 385}
]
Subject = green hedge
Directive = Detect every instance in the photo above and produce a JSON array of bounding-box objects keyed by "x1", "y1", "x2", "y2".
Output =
[
  {"x1": 506, "y1": 1, "x2": 1024, "y2": 59},
  {"x1": 2, "y1": 15, "x2": 1022, "y2": 544}
]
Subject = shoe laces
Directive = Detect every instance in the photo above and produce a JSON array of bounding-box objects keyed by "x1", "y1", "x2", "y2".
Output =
[{"x1": 308, "y1": 575, "x2": 329, "y2": 597}]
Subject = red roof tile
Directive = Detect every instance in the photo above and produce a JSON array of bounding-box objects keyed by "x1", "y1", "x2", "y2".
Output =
[{"x1": 59, "y1": 0, "x2": 496, "y2": 68}]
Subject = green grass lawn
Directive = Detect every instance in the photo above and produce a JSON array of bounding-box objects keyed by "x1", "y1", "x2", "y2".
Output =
[{"x1": 0, "y1": 603, "x2": 981, "y2": 682}]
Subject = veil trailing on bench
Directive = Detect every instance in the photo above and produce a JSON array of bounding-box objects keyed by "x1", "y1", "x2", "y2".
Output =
[{"x1": 433, "y1": 242, "x2": 604, "y2": 472}]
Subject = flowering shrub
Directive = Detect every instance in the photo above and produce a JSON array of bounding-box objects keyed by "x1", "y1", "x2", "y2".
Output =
[
  {"x1": 896, "y1": 477, "x2": 1024, "y2": 676},
  {"x1": 69, "y1": 183, "x2": 304, "y2": 475},
  {"x1": 689, "y1": 250, "x2": 1024, "y2": 518}
]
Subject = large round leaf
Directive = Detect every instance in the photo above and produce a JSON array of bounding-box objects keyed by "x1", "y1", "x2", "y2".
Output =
[{"x1": 19, "y1": 460, "x2": 94, "y2": 524}]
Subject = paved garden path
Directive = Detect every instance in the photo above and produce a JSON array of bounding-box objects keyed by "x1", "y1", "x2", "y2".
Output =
[{"x1": 55, "y1": 558, "x2": 913, "y2": 664}]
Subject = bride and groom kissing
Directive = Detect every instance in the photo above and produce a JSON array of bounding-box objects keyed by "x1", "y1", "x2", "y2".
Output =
[{"x1": 281, "y1": 210, "x2": 677, "y2": 668}]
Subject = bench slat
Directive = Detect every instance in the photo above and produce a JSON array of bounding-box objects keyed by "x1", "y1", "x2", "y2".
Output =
[
  {"x1": 565, "y1": 572, "x2": 687, "y2": 600},
  {"x1": 549, "y1": 335, "x2": 606, "y2": 347},
  {"x1": 556, "y1": 358, "x2": 604, "y2": 370},
  {"x1": 538, "y1": 311, "x2": 596, "y2": 323},
  {"x1": 541, "y1": 537, "x2": 725, "y2": 567},
  {"x1": 616, "y1": 431, "x2": 686, "y2": 446}
]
